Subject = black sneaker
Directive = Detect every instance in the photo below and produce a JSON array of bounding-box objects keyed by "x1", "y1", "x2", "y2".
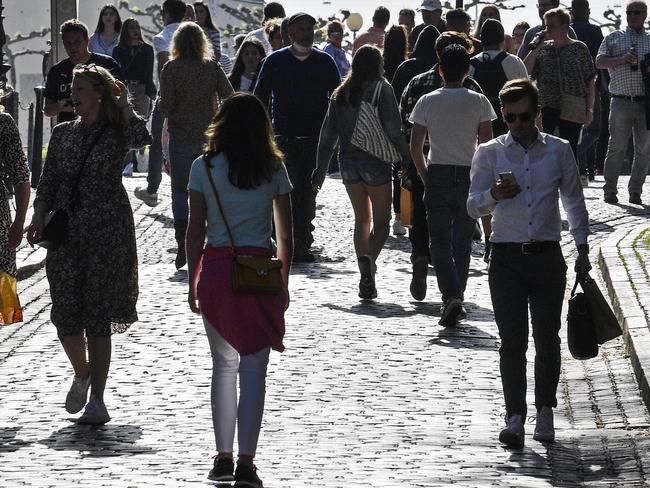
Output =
[
  {"x1": 410, "y1": 256, "x2": 428, "y2": 301},
  {"x1": 293, "y1": 250, "x2": 315, "y2": 263},
  {"x1": 439, "y1": 297, "x2": 462, "y2": 327},
  {"x1": 358, "y1": 255, "x2": 377, "y2": 299},
  {"x1": 629, "y1": 192, "x2": 643, "y2": 205},
  {"x1": 234, "y1": 464, "x2": 263, "y2": 487},
  {"x1": 208, "y1": 457, "x2": 235, "y2": 482},
  {"x1": 604, "y1": 192, "x2": 618, "y2": 204}
]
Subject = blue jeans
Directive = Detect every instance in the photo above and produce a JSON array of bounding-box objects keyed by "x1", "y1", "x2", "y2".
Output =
[
  {"x1": 603, "y1": 97, "x2": 650, "y2": 196},
  {"x1": 146, "y1": 97, "x2": 165, "y2": 194},
  {"x1": 423, "y1": 165, "x2": 475, "y2": 303},
  {"x1": 577, "y1": 87, "x2": 602, "y2": 178},
  {"x1": 168, "y1": 134, "x2": 203, "y2": 224}
]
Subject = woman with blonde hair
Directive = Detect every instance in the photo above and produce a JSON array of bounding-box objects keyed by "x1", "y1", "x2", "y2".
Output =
[
  {"x1": 160, "y1": 21, "x2": 233, "y2": 269},
  {"x1": 26, "y1": 65, "x2": 151, "y2": 425}
]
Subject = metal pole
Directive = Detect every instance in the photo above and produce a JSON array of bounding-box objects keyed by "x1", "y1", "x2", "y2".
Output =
[
  {"x1": 27, "y1": 102, "x2": 34, "y2": 171},
  {"x1": 0, "y1": 0, "x2": 9, "y2": 92},
  {"x1": 31, "y1": 87, "x2": 44, "y2": 188}
]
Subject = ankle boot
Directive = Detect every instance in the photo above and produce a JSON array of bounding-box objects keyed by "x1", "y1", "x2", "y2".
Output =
[{"x1": 174, "y1": 221, "x2": 187, "y2": 269}]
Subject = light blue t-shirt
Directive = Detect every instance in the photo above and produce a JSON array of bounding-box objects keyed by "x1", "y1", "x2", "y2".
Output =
[{"x1": 188, "y1": 153, "x2": 293, "y2": 249}]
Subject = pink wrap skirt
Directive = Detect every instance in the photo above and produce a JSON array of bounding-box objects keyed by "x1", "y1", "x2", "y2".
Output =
[{"x1": 197, "y1": 246, "x2": 286, "y2": 355}]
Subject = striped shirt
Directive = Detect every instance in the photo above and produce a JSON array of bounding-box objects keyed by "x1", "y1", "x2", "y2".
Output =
[{"x1": 598, "y1": 27, "x2": 650, "y2": 97}]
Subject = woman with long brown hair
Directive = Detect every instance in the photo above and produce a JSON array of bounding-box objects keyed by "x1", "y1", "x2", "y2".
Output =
[
  {"x1": 228, "y1": 38, "x2": 266, "y2": 92},
  {"x1": 187, "y1": 92, "x2": 292, "y2": 487},
  {"x1": 89, "y1": 4, "x2": 122, "y2": 56},
  {"x1": 314, "y1": 45, "x2": 410, "y2": 300},
  {"x1": 27, "y1": 65, "x2": 151, "y2": 425}
]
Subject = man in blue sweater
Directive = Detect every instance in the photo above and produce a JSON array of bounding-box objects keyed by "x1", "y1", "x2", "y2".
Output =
[{"x1": 254, "y1": 12, "x2": 341, "y2": 262}]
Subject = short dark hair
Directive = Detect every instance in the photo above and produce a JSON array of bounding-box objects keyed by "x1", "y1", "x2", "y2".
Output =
[
  {"x1": 399, "y1": 8, "x2": 415, "y2": 20},
  {"x1": 162, "y1": 0, "x2": 187, "y2": 23},
  {"x1": 445, "y1": 9, "x2": 470, "y2": 32},
  {"x1": 499, "y1": 78, "x2": 539, "y2": 110},
  {"x1": 263, "y1": 2, "x2": 286, "y2": 21},
  {"x1": 439, "y1": 44, "x2": 469, "y2": 83},
  {"x1": 570, "y1": 0, "x2": 590, "y2": 19},
  {"x1": 435, "y1": 31, "x2": 473, "y2": 58},
  {"x1": 60, "y1": 19, "x2": 89, "y2": 40},
  {"x1": 373, "y1": 6, "x2": 391, "y2": 28}
]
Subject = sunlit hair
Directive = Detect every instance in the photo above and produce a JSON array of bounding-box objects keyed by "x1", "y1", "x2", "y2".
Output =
[
  {"x1": 170, "y1": 21, "x2": 213, "y2": 61},
  {"x1": 95, "y1": 4, "x2": 122, "y2": 35},
  {"x1": 194, "y1": 1, "x2": 218, "y2": 31},
  {"x1": 203, "y1": 93, "x2": 283, "y2": 189},
  {"x1": 72, "y1": 64, "x2": 124, "y2": 134},
  {"x1": 228, "y1": 38, "x2": 266, "y2": 89},
  {"x1": 265, "y1": 18, "x2": 282, "y2": 44},
  {"x1": 513, "y1": 21, "x2": 530, "y2": 36},
  {"x1": 333, "y1": 45, "x2": 383, "y2": 107},
  {"x1": 117, "y1": 18, "x2": 143, "y2": 48},
  {"x1": 435, "y1": 31, "x2": 473, "y2": 58},
  {"x1": 472, "y1": 5, "x2": 501, "y2": 38},
  {"x1": 60, "y1": 19, "x2": 90, "y2": 40},
  {"x1": 383, "y1": 25, "x2": 408, "y2": 78},
  {"x1": 499, "y1": 78, "x2": 539, "y2": 109},
  {"x1": 543, "y1": 7, "x2": 572, "y2": 27}
]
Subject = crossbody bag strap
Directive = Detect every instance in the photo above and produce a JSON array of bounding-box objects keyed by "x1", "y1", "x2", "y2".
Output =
[
  {"x1": 70, "y1": 124, "x2": 108, "y2": 208},
  {"x1": 571, "y1": 276, "x2": 580, "y2": 296},
  {"x1": 203, "y1": 157, "x2": 237, "y2": 254},
  {"x1": 371, "y1": 80, "x2": 383, "y2": 106}
]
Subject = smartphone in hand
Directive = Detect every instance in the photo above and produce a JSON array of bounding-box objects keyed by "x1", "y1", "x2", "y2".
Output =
[{"x1": 499, "y1": 171, "x2": 518, "y2": 186}]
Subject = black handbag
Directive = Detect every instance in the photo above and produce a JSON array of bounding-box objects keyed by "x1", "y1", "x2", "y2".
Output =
[
  {"x1": 36, "y1": 126, "x2": 107, "y2": 250},
  {"x1": 567, "y1": 277, "x2": 599, "y2": 360},
  {"x1": 580, "y1": 273, "x2": 622, "y2": 344}
]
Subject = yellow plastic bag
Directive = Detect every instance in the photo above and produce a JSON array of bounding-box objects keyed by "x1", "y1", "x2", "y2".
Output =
[{"x1": 0, "y1": 272, "x2": 23, "y2": 325}]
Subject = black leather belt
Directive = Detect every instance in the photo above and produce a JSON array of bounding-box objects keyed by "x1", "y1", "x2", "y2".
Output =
[
  {"x1": 492, "y1": 241, "x2": 560, "y2": 254},
  {"x1": 612, "y1": 94, "x2": 646, "y2": 102}
]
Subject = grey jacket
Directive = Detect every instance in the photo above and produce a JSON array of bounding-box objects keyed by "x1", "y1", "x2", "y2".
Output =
[{"x1": 313, "y1": 79, "x2": 411, "y2": 188}]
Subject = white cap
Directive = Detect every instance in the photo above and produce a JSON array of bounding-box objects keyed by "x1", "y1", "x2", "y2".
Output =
[{"x1": 418, "y1": 0, "x2": 443, "y2": 12}]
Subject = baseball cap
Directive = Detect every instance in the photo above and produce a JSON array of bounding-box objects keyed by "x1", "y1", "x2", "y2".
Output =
[
  {"x1": 418, "y1": 0, "x2": 443, "y2": 12},
  {"x1": 288, "y1": 12, "x2": 317, "y2": 27}
]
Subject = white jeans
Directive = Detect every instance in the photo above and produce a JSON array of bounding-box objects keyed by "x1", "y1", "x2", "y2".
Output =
[{"x1": 203, "y1": 317, "x2": 270, "y2": 456}]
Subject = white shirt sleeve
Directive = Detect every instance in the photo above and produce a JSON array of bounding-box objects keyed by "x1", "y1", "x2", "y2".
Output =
[
  {"x1": 409, "y1": 96, "x2": 428, "y2": 126},
  {"x1": 468, "y1": 143, "x2": 498, "y2": 218},
  {"x1": 558, "y1": 141, "x2": 590, "y2": 246},
  {"x1": 480, "y1": 94, "x2": 497, "y2": 122}
]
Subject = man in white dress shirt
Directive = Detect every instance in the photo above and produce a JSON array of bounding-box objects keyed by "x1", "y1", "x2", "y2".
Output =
[{"x1": 468, "y1": 79, "x2": 592, "y2": 448}]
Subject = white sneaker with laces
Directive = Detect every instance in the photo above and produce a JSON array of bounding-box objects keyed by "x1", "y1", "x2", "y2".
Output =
[
  {"x1": 499, "y1": 413, "x2": 525, "y2": 448},
  {"x1": 392, "y1": 216, "x2": 407, "y2": 236},
  {"x1": 77, "y1": 396, "x2": 110, "y2": 425},
  {"x1": 65, "y1": 375, "x2": 91, "y2": 414},
  {"x1": 134, "y1": 187, "x2": 158, "y2": 207},
  {"x1": 533, "y1": 406, "x2": 555, "y2": 442}
]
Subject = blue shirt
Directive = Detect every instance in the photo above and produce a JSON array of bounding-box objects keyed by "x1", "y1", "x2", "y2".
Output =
[
  {"x1": 254, "y1": 47, "x2": 341, "y2": 137},
  {"x1": 323, "y1": 43, "x2": 350, "y2": 78},
  {"x1": 188, "y1": 154, "x2": 293, "y2": 248}
]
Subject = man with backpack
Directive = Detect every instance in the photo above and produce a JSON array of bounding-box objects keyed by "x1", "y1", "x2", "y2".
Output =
[{"x1": 469, "y1": 19, "x2": 528, "y2": 261}]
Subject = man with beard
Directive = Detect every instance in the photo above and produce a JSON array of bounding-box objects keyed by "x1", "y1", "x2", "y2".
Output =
[{"x1": 254, "y1": 13, "x2": 340, "y2": 262}]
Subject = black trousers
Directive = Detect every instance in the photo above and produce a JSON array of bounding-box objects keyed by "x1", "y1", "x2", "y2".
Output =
[
  {"x1": 275, "y1": 136, "x2": 317, "y2": 252},
  {"x1": 541, "y1": 107, "x2": 583, "y2": 162},
  {"x1": 488, "y1": 244, "x2": 567, "y2": 418}
]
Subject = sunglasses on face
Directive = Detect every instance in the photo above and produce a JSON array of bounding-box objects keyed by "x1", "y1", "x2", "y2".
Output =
[
  {"x1": 503, "y1": 112, "x2": 535, "y2": 123},
  {"x1": 627, "y1": 10, "x2": 647, "y2": 15},
  {"x1": 329, "y1": 32, "x2": 343, "y2": 37}
]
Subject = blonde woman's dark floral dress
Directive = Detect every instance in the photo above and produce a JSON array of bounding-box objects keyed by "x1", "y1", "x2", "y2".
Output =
[
  {"x1": 35, "y1": 117, "x2": 151, "y2": 338},
  {"x1": 0, "y1": 113, "x2": 30, "y2": 277}
]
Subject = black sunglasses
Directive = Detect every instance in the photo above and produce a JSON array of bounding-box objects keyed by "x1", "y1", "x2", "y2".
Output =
[
  {"x1": 504, "y1": 112, "x2": 535, "y2": 123},
  {"x1": 627, "y1": 10, "x2": 646, "y2": 15}
]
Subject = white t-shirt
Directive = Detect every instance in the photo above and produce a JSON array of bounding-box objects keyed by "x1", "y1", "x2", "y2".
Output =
[
  {"x1": 153, "y1": 22, "x2": 181, "y2": 55},
  {"x1": 469, "y1": 49, "x2": 529, "y2": 81},
  {"x1": 239, "y1": 75, "x2": 253, "y2": 92},
  {"x1": 409, "y1": 87, "x2": 496, "y2": 167}
]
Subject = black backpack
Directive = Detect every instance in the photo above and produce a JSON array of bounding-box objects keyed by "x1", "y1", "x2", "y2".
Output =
[{"x1": 471, "y1": 52, "x2": 509, "y2": 136}]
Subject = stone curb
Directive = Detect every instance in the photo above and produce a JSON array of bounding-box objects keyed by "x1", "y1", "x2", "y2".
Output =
[{"x1": 598, "y1": 223, "x2": 650, "y2": 410}]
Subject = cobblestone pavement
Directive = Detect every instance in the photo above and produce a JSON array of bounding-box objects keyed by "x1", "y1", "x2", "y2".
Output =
[{"x1": 1, "y1": 173, "x2": 650, "y2": 487}]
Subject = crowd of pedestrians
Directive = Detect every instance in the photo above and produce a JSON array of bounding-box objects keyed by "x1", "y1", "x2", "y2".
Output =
[{"x1": 1, "y1": 0, "x2": 648, "y2": 486}]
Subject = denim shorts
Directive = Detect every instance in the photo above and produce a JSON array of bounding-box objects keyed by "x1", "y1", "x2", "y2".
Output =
[{"x1": 340, "y1": 156, "x2": 392, "y2": 186}]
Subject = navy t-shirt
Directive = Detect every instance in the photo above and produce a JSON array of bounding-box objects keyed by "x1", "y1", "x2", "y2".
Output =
[
  {"x1": 254, "y1": 48, "x2": 340, "y2": 137},
  {"x1": 44, "y1": 52, "x2": 125, "y2": 123}
]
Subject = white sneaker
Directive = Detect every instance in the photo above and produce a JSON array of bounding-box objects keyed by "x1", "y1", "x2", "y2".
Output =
[
  {"x1": 580, "y1": 175, "x2": 589, "y2": 187},
  {"x1": 533, "y1": 406, "x2": 555, "y2": 442},
  {"x1": 65, "y1": 375, "x2": 91, "y2": 414},
  {"x1": 77, "y1": 396, "x2": 110, "y2": 425},
  {"x1": 122, "y1": 162, "x2": 133, "y2": 177},
  {"x1": 392, "y1": 217, "x2": 407, "y2": 236},
  {"x1": 499, "y1": 414, "x2": 525, "y2": 448},
  {"x1": 134, "y1": 187, "x2": 158, "y2": 207}
]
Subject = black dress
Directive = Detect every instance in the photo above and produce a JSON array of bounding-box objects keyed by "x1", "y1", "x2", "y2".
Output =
[{"x1": 35, "y1": 116, "x2": 152, "y2": 338}]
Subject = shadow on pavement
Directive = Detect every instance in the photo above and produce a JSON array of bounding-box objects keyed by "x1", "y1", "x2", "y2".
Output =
[
  {"x1": 0, "y1": 426, "x2": 33, "y2": 453},
  {"x1": 142, "y1": 212, "x2": 175, "y2": 228},
  {"x1": 323, "y1": 301, "x2": 442, "y2": 319},
  {"x1": 428, "y1": 323, "x2": 499, "y2": 350},
  {"x1": 39, "y1": 424, "x2": 155, "y2": 457}
]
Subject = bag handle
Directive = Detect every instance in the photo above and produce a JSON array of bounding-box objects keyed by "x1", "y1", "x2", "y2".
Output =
[
  {"x1": 571, "y1": 276, "x2": 581, "y2": 296},
  {"x1": 203, "y1": 157, "x2": 238, "y2": 255},
  {"x1": 371, "y1": 80, "x2": 383, "y2": 106},
  {"x1": 70, "y1": 124, "x2": 108, "y2": 208}
]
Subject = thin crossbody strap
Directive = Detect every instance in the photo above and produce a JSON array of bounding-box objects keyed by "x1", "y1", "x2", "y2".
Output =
[
  {"x1": 70, "y1": 124, "x2": 108, "y2": 207},
  {"x1": 203, "y1": 157, "x2": 237, "y2": 254},
  {"x1": 371, "y1": 80, "x2": 382, "y2": 106}
]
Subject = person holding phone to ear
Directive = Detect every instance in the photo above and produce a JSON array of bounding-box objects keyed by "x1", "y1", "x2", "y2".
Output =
[{"x1": 468, "y1": 78, "x2": 590, "y2": 450}]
